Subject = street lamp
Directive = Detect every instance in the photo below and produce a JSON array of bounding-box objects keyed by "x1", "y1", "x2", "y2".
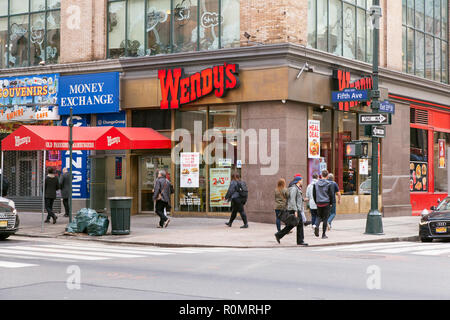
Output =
[{"x1": 365, "y1": 1, "x2": 384, "y2": 235}]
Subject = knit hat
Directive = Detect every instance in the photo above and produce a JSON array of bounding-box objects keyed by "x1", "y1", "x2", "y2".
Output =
[{"x1": 293, "y1": 175, "x2": 303, "y2": 183}]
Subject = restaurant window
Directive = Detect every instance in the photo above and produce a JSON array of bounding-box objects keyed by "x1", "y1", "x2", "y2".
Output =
[
  {"x1": 132, "y1": 109, "x2": 171, "y2": 130},
  {"x1": 402, "y1": 0, "x2": 448, "y2": 83},
  {"x1": 410, "y1": 128, "x2": 429, "y2": 192},
  {"x1": 107, "y1": 0, "x2": 240, "y2": 58},
  {"x1": 434, "y1": 131, "x2": 449, "y2": 193},
  {"x1": 308, "y1": 0, "x2": 374, "y2": 63},
  {"x1": 0, "y1": 0, "x2": 60, "y2": 68},
  {"x1": 410, "y1": 128, "x2": 428, "y2": 162}
]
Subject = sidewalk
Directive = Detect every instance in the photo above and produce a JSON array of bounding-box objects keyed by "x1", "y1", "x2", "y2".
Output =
[{"x1": 14, "y1": 212, "x2": 420, "y2": 248}]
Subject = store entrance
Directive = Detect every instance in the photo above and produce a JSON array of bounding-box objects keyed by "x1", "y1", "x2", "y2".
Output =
[{"x1": 138, "y1": 156, "x2": 171, "y2": 213}]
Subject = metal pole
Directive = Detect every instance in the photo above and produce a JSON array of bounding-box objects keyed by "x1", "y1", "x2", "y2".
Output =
[
  {"x1": 69, "y1": 107, "x2": 73, "y2": 223},
  {"x1": 1, "y1": 151, "x2": 3, "y2": 197},
  {"x1": 365, "y1": 0, "x2": 384, "y2": 234},
  {"x1": 42, "y1": 150, "x2": 46, "y2": 233}
]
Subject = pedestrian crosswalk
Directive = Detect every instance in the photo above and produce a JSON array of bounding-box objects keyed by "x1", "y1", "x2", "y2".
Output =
[
  {"x1": 0, "y1": 243, "x2": 237, "y2": 269},
  {"x1": 314, "y1": 241, "x2": 450, "y2": 257}
]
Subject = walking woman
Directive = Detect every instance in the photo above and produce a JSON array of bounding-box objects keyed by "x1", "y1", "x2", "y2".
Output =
[
  {"x1": 225, "y1": 172, "x2": 249, "y2": 228},
  {"x1": 45, "y1": 167, "x2": 60, "y2": 224},
  {"x1": 274, "y1": 178, "x2": 289, "y2": 232}
]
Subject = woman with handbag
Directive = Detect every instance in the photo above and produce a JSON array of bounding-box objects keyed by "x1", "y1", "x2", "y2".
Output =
[{"x1": 274, "y1": 178, "x2": 289, "y2": 232}]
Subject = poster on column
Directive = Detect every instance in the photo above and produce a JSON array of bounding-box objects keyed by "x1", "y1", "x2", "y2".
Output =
[
  {"x1": 308, "y1": 120, "x2": 320, "y2": 159},
  {"x1": 209, "y1": 168, "x2": 231, "y2": 207},
  {"x1": 439, "y1": 139, "x2": 446, "y2": 168},
  {"x1": 180, "y1": 152, "x2": 200, "y2": 188}
]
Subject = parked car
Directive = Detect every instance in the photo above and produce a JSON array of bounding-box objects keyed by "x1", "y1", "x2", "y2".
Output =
[
  {"x1": 359, "y1": 178, "x2": 371, "y2": 195},
  {"x1": 419, "y1": 197, "x2": 450, "y2": 242},
  {"x1": 0, "y1": 197, "x2": 19, "y2": 240}
]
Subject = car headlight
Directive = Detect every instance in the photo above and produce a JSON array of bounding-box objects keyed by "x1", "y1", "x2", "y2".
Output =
[{"x1": 419, "y1": 220, "x2": 429, "y2": 226}]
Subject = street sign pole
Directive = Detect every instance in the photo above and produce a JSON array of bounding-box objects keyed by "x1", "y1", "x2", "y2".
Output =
[
  {"x1": 69, "y1": 107, "x2": 73, "y2": 223},
  {"x1": 366, "y1": 1, "x2": 384, "y2": 235}
]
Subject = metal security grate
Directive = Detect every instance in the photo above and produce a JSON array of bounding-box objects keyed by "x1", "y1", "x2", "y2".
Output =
[{"x1": 410, "y1": 108, "x2": 429, "y2": 125}]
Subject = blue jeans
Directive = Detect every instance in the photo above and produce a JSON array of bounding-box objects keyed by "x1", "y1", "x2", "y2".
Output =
[
  {"x1": 327, "y1": 203, "x2": 336, "y2": 226},
  {"x1": 274, "y1": 210, "x2": 282, "y2": 232}
]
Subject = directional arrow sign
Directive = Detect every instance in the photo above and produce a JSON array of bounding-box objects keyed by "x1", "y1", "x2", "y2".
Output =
[
  {"x1": 359, "y1": 113, "x2": 391, "y2": 125},
  {"x1": 372, "y1": 126, "x2": 386, "y2": 138}
]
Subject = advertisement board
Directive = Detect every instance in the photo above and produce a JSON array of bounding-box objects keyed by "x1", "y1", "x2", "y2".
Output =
[
  {"x1": 209, "y1": 168, "x2": 231, "y2": 207},
  {"x1": 180, "y1": 152, "x2": 200, "y2": 188},
  {"x1": 308, "y1": 120, "x2": 320, "y2": 159}
]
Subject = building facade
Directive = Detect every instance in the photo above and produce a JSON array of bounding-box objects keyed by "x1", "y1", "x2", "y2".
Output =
[{"x1": 0, "y1": 0, "x2": 448, "y2": 222}]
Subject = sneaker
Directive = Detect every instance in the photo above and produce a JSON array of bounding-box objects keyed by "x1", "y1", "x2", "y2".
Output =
[
  {"x1": 312, "y1": 224, "x2": 316, "y2": 230},
  {"x1": 164, "y1": 218, "x2": 171, "y2": 228},
  {"x1": 274, "y1": 233, "x2": 281, "y2": 244},
  {"x1": 322, "y1": 235, "x2": 328, "y2": 239},
  {"x1": 314, "y1": 227, "x2": 319, "y2": 237},
  {"x1": 304, "y1": 221, "x2": 312, "y2": 227},
  {"x1": 240, "y1": 224, "x2": 249, "y2": 229}
]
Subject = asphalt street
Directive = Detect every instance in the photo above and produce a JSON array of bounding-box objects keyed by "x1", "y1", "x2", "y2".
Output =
[{"x1": 1, "y1": 236, "x2": 450, "y2": 300}]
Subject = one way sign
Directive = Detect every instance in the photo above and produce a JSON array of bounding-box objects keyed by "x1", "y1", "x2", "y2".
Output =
[
  {"x1": 372, "y1": 126, "x2": 386, "y2": 138},
  {"x1": 359, "y1": 113, "x2": 391, "y2": 125}
]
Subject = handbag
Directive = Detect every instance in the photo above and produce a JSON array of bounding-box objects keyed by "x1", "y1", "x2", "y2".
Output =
[{"x1": 278, "y1": 210, "x2": 300, "y2": 227}]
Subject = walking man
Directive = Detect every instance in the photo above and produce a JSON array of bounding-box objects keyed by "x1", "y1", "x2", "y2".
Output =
[
  {"x1": 45, "y1": 167, "x2": 59, "y2": 224},
  {"x1": 327, "y1": 173, "x2": 341, "y2": 230},
  {"x1": 225, "y1": 172, "x2": 249, "y2": 229},
  {"x1": 153, "y1": 170, "x2": 173, "y2": 228},
  {"x1": 275, "y1": 175, "x2": 308, "y2": 246},
  {"x1": 313, "y1": 170, "x2": 333, "y2": 239},
  {"x1": 305, "y1": 173, "x2": 319, "y2": 230},
  {"x1": 59, "y1": 168, "x2": 71, "y2": 217}
]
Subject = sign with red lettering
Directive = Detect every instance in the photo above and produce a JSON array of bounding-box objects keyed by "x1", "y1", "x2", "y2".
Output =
[
  {"x1": 439, "y1": 139, "x2": 446, "y2": 168},
  {"x1": 332, "y1": 69, "x2": 373, "y2": 111},
  {"x1": 308, "y1": 120, "x2": 320, "y2": 159},
  {"x1": 158, "y1": 63, "x2": 239, "y2": 109}
]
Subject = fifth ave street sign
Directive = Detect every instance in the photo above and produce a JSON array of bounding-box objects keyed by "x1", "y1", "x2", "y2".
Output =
[
  {"x1": 331, "y1": 88, "x2": 369, "y2": 103},
  {"x1": 359, "y1": 113, "x2": 391, "y2": 125},
  {"x1": 372, "y1": 126, "x2": 386, "y2": 138}
]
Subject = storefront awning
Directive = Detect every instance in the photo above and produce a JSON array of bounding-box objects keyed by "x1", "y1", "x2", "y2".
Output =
[{"x1": 1, "y1": 125, "x2": 171, "y2": 151}]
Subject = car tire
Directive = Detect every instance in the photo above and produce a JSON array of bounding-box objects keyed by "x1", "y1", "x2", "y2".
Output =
[
  {"x1": 0, "y1": 234, "x2": 10, "y2": 241},
  {"x1": 420, "y1": 237, "x2": 432, "y2": 243}
]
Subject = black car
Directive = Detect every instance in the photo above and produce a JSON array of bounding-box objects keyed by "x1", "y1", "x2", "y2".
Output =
[
  {"x1": 0, "y1": 197, "x2": 19, "y2": 240},
  {"x1": 419, "y1": 197, "x2": 450, "y2": 242}
]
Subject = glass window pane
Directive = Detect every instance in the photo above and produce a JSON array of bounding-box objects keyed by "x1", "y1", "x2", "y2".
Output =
[
  {"x1": 425, "y1": 35, "x2": 434, "y2": 79},
  {"x1": 407, "y1": 0, "x2": 414, "y2": 26},
  {"x1": 0, "y1": 17, "x2": 7, "y2": 68},
  {"x1": 221, "y1": 0, "x2": 240, "y2": 48},
  {"x1": 46, "y1": 10, "x2": 60, "y2": 64},
  {"x1": 442, "y1": 41, "x2": 448, "y2": 83},
  {"x1": 31, "y1": 0, "x2": 46, "y2": 12},
  {"x1": 317, "y1": 0, "x2": 328, "y2": 51},
  {"x1": 132, "y1": 109, "x2": 171, "y2": 130},
  {"x1": 357, "y1": 8, "x2": 366, "y2": 61},
  {"x1": 108, "y1": 1, "x2": 126, "y2": 58},
  {"x1": 434, "y1": 0, "x2": 441, "y2": 37},
  {"x1": 434, "y1": 38, "x2": 441, "y2": 81},
  {"x1": 424, "y1": 0, "x2": 433, "y2": 33},
  {"x1": 415, "y1": 31, "x2": 425, "y2": 77},
  {"x1": 30, "y1": 13, "x2": 46, "y2": 66},
  {"x1": 11, "y1": 1, "x2": 29, "y2": 15},
  {"x1": 147, "y1": 0, "x2": 171, "y2": 54},
  {"x1": 9, "y1": 15, "x2": 29, "y2": 68},
  {"x1": 402, "y1": 26, "x2": 407, "y2": 72},
  {"x1": 199, "y1": 0, "x2": 219, "y2": 50},
  {"x1": 0, "y1": 0, "x2": 7, "y2": 16},
  {"x1": 410, "y1": 128, "x2": 428, "y2": 162},
  {"x1": 415, "y1": 0, "x2": 424, "y2": 30},
  {"x1": 127, "y1": 0, "x2": 146, "y2": 57},
  {"x1": 407, "y1": 27, "x2": 414, "y2": 73},
  {"x1": 308, "y1": 0, "x2": 317, "y2": 48},
  {"x1": 47, "y1": 0, "x2": 61, "y2": 10},
  {"x1": 366, "y1": 10, "x2": 373, "y2": 63},
  {"x1": 434, "y1": 132, "x2": 450, "y2": 193},
  {"x1": 357, "y1": 0, "x2": 365, "y2": 8},
  {"x1": 173, "y1": 0, "x2": 198, "y2": 52},
  {"x1": 343, "y1": 4, "x2": 356, "y2": 59},
  {"x1": 329, "y1": 0, "x2": 342, "y2": 55},
  {"x1": 442, "y1": 0, "x2": 448, "y2": 40},
  {"x1": 402, "y1": 0, "x2": 407, "y2": 25}
]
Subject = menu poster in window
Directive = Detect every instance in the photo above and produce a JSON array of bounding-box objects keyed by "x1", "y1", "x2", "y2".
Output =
[
  {"x1": 439, "y1": 139, "x2": 446, "y2": 168},
  {"x1": 409, "y1": 162, "x2": 428, "y2": 192},
  {"x1": 308, "y1": 120, "x2": 320, "y2": 159},
  {"x1": 359, "y1": 159, "x2": 369, "y2": 175},
  {"x1": 180, "y1": 152, "x2": 200, "y2": 188},
  {"x1": 209, "y1": 168, "x2": 231, "y2": 207}
]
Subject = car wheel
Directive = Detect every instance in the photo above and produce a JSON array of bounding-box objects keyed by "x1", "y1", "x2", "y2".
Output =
[
  {"x1": 421, "y1": 237, "x2": 432, "y2": 243},
  {"x1": 0, "y1": 234, "x2": 10, "y2": 241}
]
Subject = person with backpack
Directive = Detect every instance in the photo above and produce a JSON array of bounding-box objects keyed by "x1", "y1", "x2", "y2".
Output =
[
  {"x1": 312, "y1": 170, "x2": 333, "y2": 239},
  {"x1": 225, "y1": 172, "x2": 249, "y2": 229},
  {"x1": 153, "y1": 170, "x2": 174, "y2": 228},
  {"x1": 305, "y1": 173, "x2": 319, "y2": 230}
]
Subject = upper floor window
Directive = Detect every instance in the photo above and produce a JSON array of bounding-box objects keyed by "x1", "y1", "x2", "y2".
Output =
[
  {"x1": 0, "y1": 0, "x2": 60, "y2": 69},
  {"x1": 402, "y1": 0, "x2": 448, "y2": 83},
  {"x1": 307, "y1": 0, "x2": 374, "y2": 63},
  {"x1": 107, "y1": 0, "x2": 240, "y2": 58}
]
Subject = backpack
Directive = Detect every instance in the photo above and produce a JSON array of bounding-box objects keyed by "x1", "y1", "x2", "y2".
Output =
[{"x1": 237, "y1": 181, "x2": 248, "y2": 204}]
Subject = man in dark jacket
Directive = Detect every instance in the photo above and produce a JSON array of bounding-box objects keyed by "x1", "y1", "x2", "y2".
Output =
[
  {"x1": 59, "y1": 168, "x2": 71, "y2": 217},
  {"x1": 0, "y1": 172, "x2": 9, "y2": 197},
  {"x1": 45, "y1": 167, "x2": 60, "y2": 224},
  {"x1": 313, "y1": 170, "x2": 333, "y2": 239},
  {"x1": 225, "y1": 172, "x2": 248, "y2": 229},
  {"x1": 153, "y1": 170, "x2": 173, "y2": 228}
]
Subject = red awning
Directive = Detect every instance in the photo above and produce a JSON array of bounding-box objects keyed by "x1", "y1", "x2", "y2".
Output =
[{"x1": 1, "y1": 125, "x2": 171, "y2": 151}]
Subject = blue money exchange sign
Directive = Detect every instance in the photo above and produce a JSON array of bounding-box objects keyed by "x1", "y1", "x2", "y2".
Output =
[{"x1": 58, "y1": 72, "x2": 119, "y2": 115}]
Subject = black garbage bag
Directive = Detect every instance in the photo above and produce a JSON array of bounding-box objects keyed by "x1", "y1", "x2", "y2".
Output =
[
  {"x1": 76, "y1": 208, "x2": 98, "y2": 233},
  {"x1": 87, "y1": 214, "x2": 110, "y2": 236}
]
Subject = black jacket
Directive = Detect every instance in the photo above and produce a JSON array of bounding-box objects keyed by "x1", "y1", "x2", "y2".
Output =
[
  {"x1": 0, "y1": 174, "x2": 8, "y2": 197},
  {"x1": 45, "y1": 175, "x2": 60, "y2": 199},
  {"x1": 59, "y1": 172, "x2": 71, "y2": 199}
]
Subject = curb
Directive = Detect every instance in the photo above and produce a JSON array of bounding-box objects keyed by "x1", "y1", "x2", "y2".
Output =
[{"x1": 12, "y1": 232, "x2": 420, "y2": 248}]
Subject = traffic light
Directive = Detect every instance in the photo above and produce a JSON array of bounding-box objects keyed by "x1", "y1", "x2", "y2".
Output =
[{"x1": 345, "y1": 141, "x2": 369, "y2": 158}]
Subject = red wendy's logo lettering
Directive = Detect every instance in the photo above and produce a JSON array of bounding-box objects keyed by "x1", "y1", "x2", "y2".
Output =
[
  {"x1": 158, "y1": 63, "x2": 239, "y2": 109},
  {"x1": 333, "y1": 69, "x2": 373, "y2": 111}
]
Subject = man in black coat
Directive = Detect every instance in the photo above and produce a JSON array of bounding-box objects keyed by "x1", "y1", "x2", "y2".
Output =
[
  {"x1": 45, "y1": 167, "x2": 60, "y2": 224},
  {"x1": 59, "y1": 168, "x2": 71, "y2": 217},
  {"x1": 152, "y1": 170, "x2": 173, "y2": 228}
]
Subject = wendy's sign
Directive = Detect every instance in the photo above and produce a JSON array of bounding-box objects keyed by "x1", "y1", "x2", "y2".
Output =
[
  {"x1": 332, "y1": 69, "x2": 373, "y2": 111},
  {"x1": 158, "y1": 63, "x2": 239, "y2": 109}
]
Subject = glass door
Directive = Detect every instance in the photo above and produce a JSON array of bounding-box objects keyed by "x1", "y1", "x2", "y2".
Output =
[{"x1": 139, "y1": 156, "x2": 171, "y2": 213}]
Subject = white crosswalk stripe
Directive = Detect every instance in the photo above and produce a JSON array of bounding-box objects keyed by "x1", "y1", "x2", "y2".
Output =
[
  {"x1": 0, "y1": 243, "x2": 238, "y2": 269},
  {"x1": 315, "y1": 242, "x2": 450, "y2": 257}
]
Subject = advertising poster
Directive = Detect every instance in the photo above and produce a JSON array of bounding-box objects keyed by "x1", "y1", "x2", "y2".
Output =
[
  {"x1": 308, "y1": 120, "x2": 320, "y2": 159},
  {"x1": 359, "y1": 159, "x2": 369, "y2": 175},
  {"x1": 180, "y1": 152, "x2": 200, "y2": 188},
  {"x1": 439, "y1": 139, "x2": 446, "y2": 168},
  {"x1": 409, "y1": 162, "x2": 428, "y2": 192},
  {"x1": 209, "y1": 168, "x2": 231, "y2": 207}
]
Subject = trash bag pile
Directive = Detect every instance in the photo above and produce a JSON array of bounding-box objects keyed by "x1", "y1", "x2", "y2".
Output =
[{"x1": 66, "y1": 208, "x2": 109, "y2": 236}]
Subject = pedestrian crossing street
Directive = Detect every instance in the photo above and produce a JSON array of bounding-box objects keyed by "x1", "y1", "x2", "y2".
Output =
[
  {"x1": 0, "y1": 243, "x2": 237, "y2": 269},
  {"x1": 314, "y1": 241, "x2": 450, "y2": 257}
]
